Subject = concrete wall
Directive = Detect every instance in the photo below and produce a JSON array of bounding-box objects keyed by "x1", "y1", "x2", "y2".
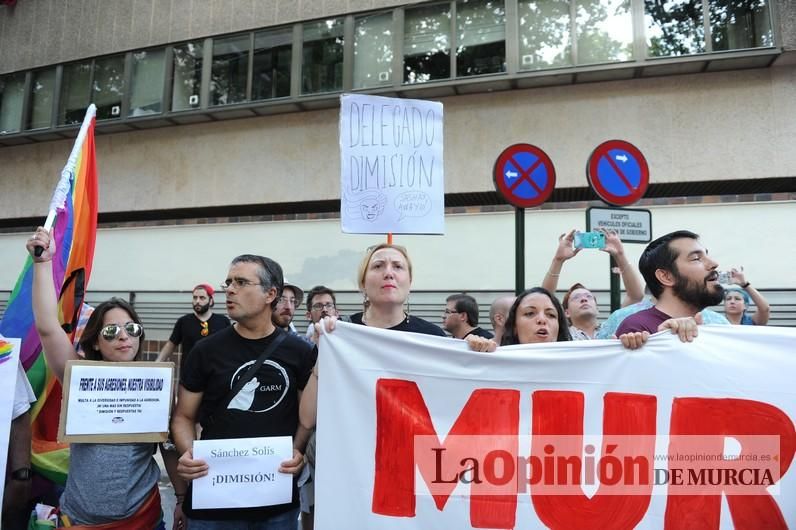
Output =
[
  {"x1": 1, "y1": 201, "x2": 793, "y2": 292},
  {"x1": 0, "y1": 0, "x2": 427, "y2": 74},
  {"x1": 1, "y1": 64, "x2": 795, "y2": 219}
]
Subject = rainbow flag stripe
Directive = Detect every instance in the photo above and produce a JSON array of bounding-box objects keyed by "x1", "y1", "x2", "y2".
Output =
[{"x1": 0, "y1": 105, "x2": 98, "y2": 484}]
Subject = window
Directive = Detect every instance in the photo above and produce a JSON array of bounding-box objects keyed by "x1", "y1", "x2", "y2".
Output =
[
  {"x1": 575, "y1": 0, "x2": 633, "y2": 64},
  {"x1": 302, "y1": 19, "x2": 344, "y2": 94},
  {"x1": 518, "y1": 0, "x2": 571, "y2": 70},
  {"x1": 646, "y1": 0, "x2": 705, "y2": 57},
  {"x1": 26, "y1": 68, "x2": 56, "y2": 129},
  {"x1": 0, "y1": 73, "x2": 25, "y2": 133},
  {"x1": 457, "y1": 0, "x2": 506, "y2": 77},
  {"x1": 130, "y1": 49, "x2": 165, "y2": 116},
  {"x1": 172, "y1": 41, "x2": 203, "y2": 111},
  {"x1": 253, "y1": 28, "x2": 292, "y2": 100},
  {"x1": 59, "y1": 61, "x2": 92, "y2": 125},
  {"x1": 211, "y1": 34, "x2": 250, "y2": 106},
  {"x1": 93, "y1": 55, "x2": 125, "y2": 120},
  {"x1": 404, "y1": 3, "x2": 451, "y2": 83},
  {"x1": 710, "y1": 0, "x2": 773, "y2": 51},
  {"x1": 354, "y1": 13, "x2": 394, "y2": 89}
]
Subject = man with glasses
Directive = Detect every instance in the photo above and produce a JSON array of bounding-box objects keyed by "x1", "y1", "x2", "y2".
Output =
[
  {"x1": 303, "y1": 285, "x2": 340, "y2": 343},
  {"x1": 442, "y1": 293, "x2": 494, "y2": 340},
  {"x1": 173, "y1": 255, "x2": 314, "y2": 529},
  {"x1": 272, "y1": 280, "x2": 305, "y2": 336},
  {"x1": 156, "y1": 283, "x2": 231, "y2": 367}
]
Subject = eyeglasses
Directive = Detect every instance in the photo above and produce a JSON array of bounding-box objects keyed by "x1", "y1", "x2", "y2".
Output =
[
  {"x1": 278, "y1": 296, "x2": 298, "y2": 307},
  {"x1": 100, "y1": 322, "x2": 143, "y2": 341},
  {"x1": 200, "y1": 320, "x2": 209, "y2": 336},
  {"x1": 311, "y1": 302, "x2": 335, "y2": 311},
  {"x1": 221, "y1": 278, "x2": 263, "y2": 290},
  {"x1": 443, "y1": 309, "x2": 460, "y2": 316}
]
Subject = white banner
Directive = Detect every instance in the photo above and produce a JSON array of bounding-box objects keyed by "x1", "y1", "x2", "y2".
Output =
[
  {"x1": 315, "y1": 323, "x2": 796, "y2": 529},
  {"x1": 339, "y1": 93, "x2": 445, "y2": 234}
]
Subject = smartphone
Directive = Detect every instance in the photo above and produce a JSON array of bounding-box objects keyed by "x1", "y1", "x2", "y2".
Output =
[
  {"x1": 717, "y1": 271, "x2": 731, "y2": 284},
  {"x1": 574, "y1": 231, "x2": 606, "y2": 249}
]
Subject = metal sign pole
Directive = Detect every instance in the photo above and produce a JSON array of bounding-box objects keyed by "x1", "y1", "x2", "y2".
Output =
[
  {"x1": 515, "y1": 208, "x2": 525, "y2": 295},
  {"x1": 610, "y1": 254, "x2": 620, "y2": 312}
]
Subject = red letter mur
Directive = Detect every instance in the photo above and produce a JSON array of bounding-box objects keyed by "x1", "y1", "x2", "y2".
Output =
[
  {"x1": 530, "y1": 391, "x2": 657, "y2": 530},
  {"x1": 371, "y1": 379, "x2": 520, "y2": 529},
  {"x1": 665, "y1": 398, "x2": 796, "y2": 530}
]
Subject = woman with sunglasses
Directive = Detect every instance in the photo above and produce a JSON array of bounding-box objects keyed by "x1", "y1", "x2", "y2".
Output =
[{"x1": 28, "y1": 227, "x2": 164, "y2": 529}]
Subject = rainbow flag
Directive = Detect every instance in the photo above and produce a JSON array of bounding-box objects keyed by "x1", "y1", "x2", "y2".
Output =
[{"x1": 0, "y1": 104, "x2": 98, "y2": 484}]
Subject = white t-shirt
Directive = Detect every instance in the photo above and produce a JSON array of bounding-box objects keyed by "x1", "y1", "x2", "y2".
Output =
[{"x1": 14, "y1": 361, "x2": 36, "y2": 420}]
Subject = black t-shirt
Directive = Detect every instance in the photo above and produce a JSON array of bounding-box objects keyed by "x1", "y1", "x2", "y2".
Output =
[
  {"x1": 169, "y1": 313, "x2": 231, "y2": 370},
  {"x1": 349, "y1": 312, "x2": 446, "y2": 336},
  {"x1": 462, "y1": 327, "x2": 494, "y2": 339},
  {"x1": 180, "y1": 325, "x2": 317, "y2": 520}
]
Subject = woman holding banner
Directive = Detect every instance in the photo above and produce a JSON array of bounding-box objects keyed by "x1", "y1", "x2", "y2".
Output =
[
  {"x1": 27, "y1": 227, "x2": 165, "y2": 529},
  {"x1": 500, "y1": 287, "x2": 572, "y2": 345}
]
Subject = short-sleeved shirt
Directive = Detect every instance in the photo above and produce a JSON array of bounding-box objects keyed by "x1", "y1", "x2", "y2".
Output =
[
  {"x1": 180, "y1": 325, "x2": 317, "y2": 521},
  {"x1": 615, "y1": 306, "x2": 672, "y2": 335},
  {"x1": 169, "y1": 313, "x2": 231, "y2": 369},
  {"x1": 349, "y1": 312, "x2": 446, "y2": 336},
  {"x1": 462, "y1": 327, "x2": 494, "y2": 340}
]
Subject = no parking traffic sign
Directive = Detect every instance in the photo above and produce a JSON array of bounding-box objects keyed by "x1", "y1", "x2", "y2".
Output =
[
  {"x1": 493, "y1": 144, "x2": 556, "y2": 209},
  {"x1": 587, "y1": 140, "x2": 649, "y2": 206}
]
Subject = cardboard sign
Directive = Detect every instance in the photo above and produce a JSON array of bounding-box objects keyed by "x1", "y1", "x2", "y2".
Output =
[
  {"x1": 192, "y1": 436, "x2": 294, "y2": 509},
  {"x1": 340, "y1": 93, "x2": 445, "y2": 234},
  {"x1": 58, "y1": 361, "x2": 174, "y2": 443}
]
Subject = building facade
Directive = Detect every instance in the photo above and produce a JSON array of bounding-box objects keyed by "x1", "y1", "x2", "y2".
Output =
[{"x1": 1, "y1": 0, "x2": 794, "y2": 339}]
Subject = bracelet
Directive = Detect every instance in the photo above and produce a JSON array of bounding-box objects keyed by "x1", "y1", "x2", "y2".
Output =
[
  {"x1": 546, "y1": 271, "x2": 560, "y2": 277},
  {"x1": 740, "y1": 282, "x2": 750, "y2": 289}
]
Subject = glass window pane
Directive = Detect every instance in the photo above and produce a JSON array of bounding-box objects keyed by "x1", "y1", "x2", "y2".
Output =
[
  {"x1": 710, "y1": 0, "x2": 773, "y2": 51},
  {"x1": 302, "y1": 19, "x2": 344, "y2": 95},
  {"x1": 354, "y1": 13, "x2": 394, "y2": 89},
  {"x1": 576, "y1": 0, "x2": 633, "y2": 64},
  {"x1": 211, "y1": 34, "x2": 250, "y2": 106},
  {"x1": 172, "y1": 41, "x2": 203, "y2": 111},
  {"x1": 27, "y1": 68, "x2": 56, "y2": 130},
  {"x1": 0, "y1": 72, "x2": 25, "y2": 134},
  {"x1": 518, "y1": 0, "x2": 572, "y2": 70},
  {"x1": 253, "y1": 28, "x2": 292, "y2": 100},
  {"x1": 130, "y1": 49, "x2": 165, "y2": 116},
  {"x1": 404, "y1": 4, "x2": 451, "y2": 83},
  {"x1": 645, "y1": 0, "x2": 705, "y2": 57},
  {"x1": 457, "y1": 0, "x2": 506, "y2": 77},
  {"x1": 59, "y1": 61, "x2": 92, "y2": 125},
  {"x1": 93, "y1": 55, "x2": 125, "y2": 120}
]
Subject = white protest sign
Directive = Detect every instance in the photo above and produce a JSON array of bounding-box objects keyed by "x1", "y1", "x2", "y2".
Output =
[
  {"x1": 340, "y1": 93, "x2": 444, "y2": 234},
  {"x1": 0, "y1": 338, "x2": 23, "y2": 508},
  {"x1": 192, "y1": 436, "x2": 294, "y2": 509},
  {"x1": 59, "y1": 361, "x2": 173, "y2": 442},
  {"x1": 315, "y1": 323, "x2": 796, "y2": 529}
]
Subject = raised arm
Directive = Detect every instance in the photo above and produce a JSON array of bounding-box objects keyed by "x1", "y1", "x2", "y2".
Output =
[
  {"x1": 730, "y1": 267, "x2": 770, "y2": 326},
  {"x1": 27, "y1": 228, "x2": 80, "y2": 383},
  {"x1": 599, "y1": 229, "x2": 644, "y2": 307},
  {"x1": 541, "y1": 230, "x2": 580, "y2": 293}
]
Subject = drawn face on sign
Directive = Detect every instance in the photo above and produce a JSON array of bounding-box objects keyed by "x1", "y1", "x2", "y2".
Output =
[{"x1": 358, "y1": 193, "x2": 386, "y2": 221}]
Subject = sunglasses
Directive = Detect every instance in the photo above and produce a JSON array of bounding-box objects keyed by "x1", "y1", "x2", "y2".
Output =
[
  {"x1": 200, "y1": 320, "x2": 209, "y2": 336},
  {"x1": 100, "y1": 322, "x2": 144, "y2": 341}
]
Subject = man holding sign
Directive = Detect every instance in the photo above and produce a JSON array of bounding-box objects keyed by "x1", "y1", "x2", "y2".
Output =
[{"x1": 172, "y1": 254, "x2": 315, "y2": 529}]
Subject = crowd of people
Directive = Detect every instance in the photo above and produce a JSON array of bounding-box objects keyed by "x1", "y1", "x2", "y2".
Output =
[{"x1": 3, "y1": 226, "x2": 773, "y2": 529}]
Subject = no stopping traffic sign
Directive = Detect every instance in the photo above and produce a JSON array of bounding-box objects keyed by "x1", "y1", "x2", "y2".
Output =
[
  {"x1": 587, "y1": 140, "x2": 649, "y2": 206},
  {"x1": 493, "y1": 144, "x2": 556, "y2": 208}
]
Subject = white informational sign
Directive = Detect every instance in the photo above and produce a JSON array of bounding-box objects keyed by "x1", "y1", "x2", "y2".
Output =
[
  {"x1": 60, "y1": 361, "x2": 173, "y2": 442},
  {"x1": 0, "y1": 338, "x2": 22, "y2": 509},
  {"x1": 340, "y1": 93, "x2": 445, "y2": 234},
  {"x1": 192, "y1": 436, "x2": 294, "y2": 509},
  {"x1": 315, "y1": 323, "x2": 796, "y2": 530},
  {"x1": 587, "y1": 206, "x2": 652, "y2": 243}
]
